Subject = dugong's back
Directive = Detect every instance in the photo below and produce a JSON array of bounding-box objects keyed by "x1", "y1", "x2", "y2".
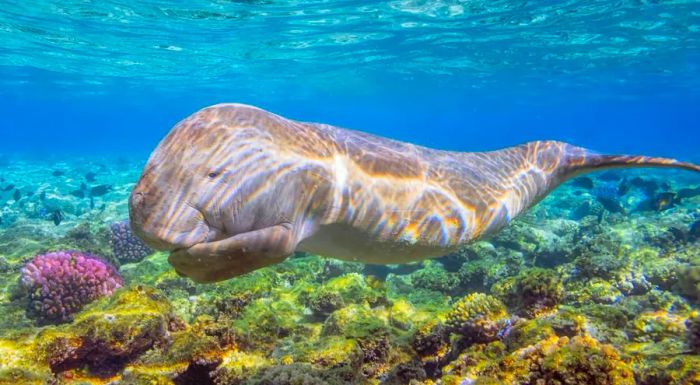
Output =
[{"x1": 297, "y1": 128, "x2": 578, "y2": 263}]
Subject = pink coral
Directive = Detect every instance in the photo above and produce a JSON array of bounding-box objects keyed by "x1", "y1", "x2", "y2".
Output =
[{"x1": 20, "y1": 250, "x2": 123, "y2": 324}]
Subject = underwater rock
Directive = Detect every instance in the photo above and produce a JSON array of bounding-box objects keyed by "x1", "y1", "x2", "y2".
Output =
[
  {"x1": 515, "y1": 335, "x2": 634, "y2": 385},
  {"x1": 304, "y1": 273, "x2": 384, "y2": 317},
  {"x1": 20, "y1": 250, "x2": 123, "y2": 324},
  {"x1": 573, "y1": 253, "x2": 626, "y2": 280},
  {"x1": 36, "y1": 286, "x2": 179, "y2": 378},
  {"x1": 0, "y1": 338, "x2": 55, "y2": 384},
  {"x1": 321, "y1": 304, "x2": 389, "y2": 339},
  {"x1": 381, "y1": 360, "x2": 428, "y2": 385},
  {"x1": 232, "y1": 296, "x2": 307, "y2": 349},
  {"x1": 673, "y1": 260, "x2": 700, "y2": 304},
  {"x1": 109, "y1": 219, "x2": 153, "y2": 264},
  {"x1": 208, "y1": 350, "x2": 271, "y2": 385},
  {"x1": 446, "y1": 293, "x2": 510, "y2": 344}
]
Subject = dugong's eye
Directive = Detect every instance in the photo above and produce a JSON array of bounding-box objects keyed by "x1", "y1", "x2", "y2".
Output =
[{"x1": 208, "y1": 172, "x2": 220, "y2": 179}]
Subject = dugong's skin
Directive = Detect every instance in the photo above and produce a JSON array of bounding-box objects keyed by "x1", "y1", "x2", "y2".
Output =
[{"x1": 129, "y1": 104, "x2": 700, "y2": 283}]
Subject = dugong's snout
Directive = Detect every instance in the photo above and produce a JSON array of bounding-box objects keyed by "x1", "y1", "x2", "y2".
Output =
[{"x1": 128, "y1": 184, "x2": 210, "y2": 252}]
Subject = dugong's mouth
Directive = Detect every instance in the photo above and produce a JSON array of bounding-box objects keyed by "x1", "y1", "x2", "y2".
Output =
[
  {"x1": 166, "y1": 224, "x2": 227, "y2": 255},
  {"x1": 166, "y1": 233, "x2": 242, "y2": 283}
]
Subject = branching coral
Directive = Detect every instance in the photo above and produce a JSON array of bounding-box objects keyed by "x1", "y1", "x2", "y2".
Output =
[{"x1": 20, "y1": 250, "x2": 123, "y2": 324}]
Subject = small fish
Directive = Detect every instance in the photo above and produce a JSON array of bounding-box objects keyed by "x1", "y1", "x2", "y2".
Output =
[
  {"x1": 51, "y1": 210, "x2": 63, "y2": 226},
  {"x1": 2, "y1": 184, "x2": 14, "y2": 192},
  {"x1": 90, "y1": 184, "x2": 112, "y2": 197},
  {"x1": 652, "y1": 192, "x2": 676, "y2": 211},
  {"x1": 85, "y1": 172, "x2": 97, "y2": 182},
  {"x1": 596, "y1": 195, "x2": 626, "y2": 214},
  {"x1": 52, "y1": 170, "x2": 65, "y2": 177},
  {"x1": 39, "y1": 191, "x2": 46, "y2": 201},
  {"x1": 69, "y1": 189, "x2": 85, "y2": 199},
  {"x1": 616, "y1": 178, "x2": 631, "y2": 196},
  {"x1": 90, "y1": 196, "x2": 95, "y2": 210},
  {"x1": 572, "y1": 177, "x2": 594, "y2": 189},
  {"x1": 80, "y1": 182, "x2": 87, "y2": 190},
  {"x1": 13, "y1": 189, "x2": 21, "y2": 201}
]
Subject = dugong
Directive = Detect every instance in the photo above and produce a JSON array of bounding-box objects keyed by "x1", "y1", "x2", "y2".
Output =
[{"x1": 129, "y1": 104, "x2": 700, "y2": 283}]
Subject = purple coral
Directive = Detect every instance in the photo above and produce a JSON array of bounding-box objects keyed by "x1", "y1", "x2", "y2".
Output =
[
  {"x1": 20, "y1": 250, "x2": 123, "y2": 324},
  {"x1": 109, "y1": 220, "x2": 153, "y2": 263}
]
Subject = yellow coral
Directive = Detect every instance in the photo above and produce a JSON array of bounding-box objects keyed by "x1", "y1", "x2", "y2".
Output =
[{"x1": 446, "y1": 293, "x2": 509, "y2": 343}]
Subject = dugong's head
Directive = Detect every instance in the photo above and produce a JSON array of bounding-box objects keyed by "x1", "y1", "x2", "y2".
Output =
[{"x1": 129, "y1": 107, "x2": 231, "y2": 253}]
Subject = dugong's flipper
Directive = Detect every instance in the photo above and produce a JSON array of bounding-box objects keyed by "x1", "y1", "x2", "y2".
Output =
[{"x1": 168, "y1": 223, "x2": 296, "y2": 283}]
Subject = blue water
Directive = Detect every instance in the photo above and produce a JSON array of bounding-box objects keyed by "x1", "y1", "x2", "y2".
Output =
[{"x1": 0, "y1": 1, "x2": 698, "y2": 159}]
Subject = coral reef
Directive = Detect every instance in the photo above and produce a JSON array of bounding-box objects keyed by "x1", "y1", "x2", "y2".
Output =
[
  {"x1": 446, "y1": 293, "x2": 510, "y2": 344},
  {"x1": 492, "y1": 268, "x2": 564, "y2": 317},
  {"x1": 19, "y1": 250, "x2": 123, "y2": 324},
  {"x1": 0, "y1": 160, "x2": 698, "y2": 384},
  {"x1": 109, "y1": 219, "x2": 153, "y2": 264}
]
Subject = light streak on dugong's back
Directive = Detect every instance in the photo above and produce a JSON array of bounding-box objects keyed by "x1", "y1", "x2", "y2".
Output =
[{"x1": 129, "y1": 103, "x2": 700, "y2": 283}]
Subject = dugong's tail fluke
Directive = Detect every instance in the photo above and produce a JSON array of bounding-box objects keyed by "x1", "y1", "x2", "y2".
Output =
[{"x1": 558, "y1": 143, "x2": 700, "y2": 179}]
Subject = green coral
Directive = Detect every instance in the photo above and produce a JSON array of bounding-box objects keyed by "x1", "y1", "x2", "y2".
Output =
[
  {"x1": 492, "y1": 268, "x2": 564, "y2": 317},
  {"x1": 409, "y1": 261, "x2": 460, "y2": 294}
]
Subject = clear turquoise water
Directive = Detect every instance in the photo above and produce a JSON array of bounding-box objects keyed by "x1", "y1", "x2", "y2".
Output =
[
  {"x1": 1, "y1": 3, "x2": 700, "y2": 384},
  {"x1": 0, "y1": 1, "x2": 698, "y2": 157}
]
